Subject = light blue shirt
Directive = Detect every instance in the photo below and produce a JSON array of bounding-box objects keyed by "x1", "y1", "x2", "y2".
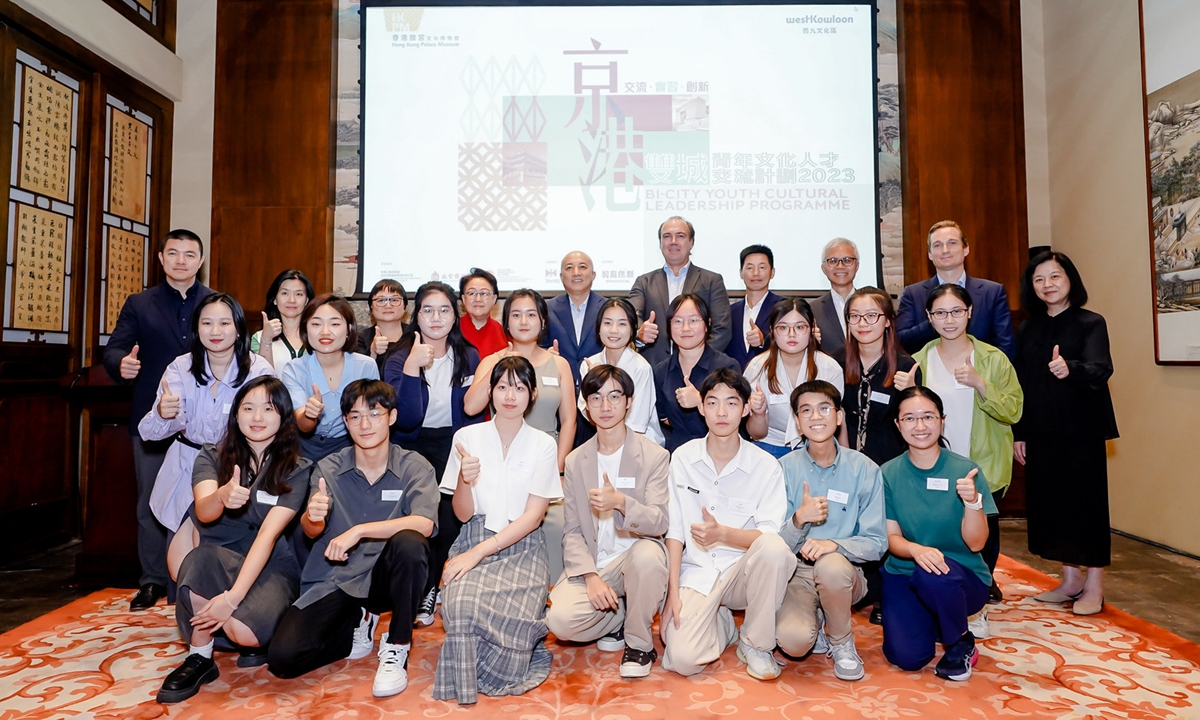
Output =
[
  {"x1": 663, "y1": 263, "x2": 690, "y2": 302},
  {"x1": 282, "y1": 351, "x2": 380, "y2": 439},
  {"x1": 778, "y1": 443, "x2": 887, "y2": 564},
  {"x1": 936, "y1": 272, "x2": 968, "y2": 289},
  {"x1": 569, "y1": 296, "x2": 588, "y2": 344}
]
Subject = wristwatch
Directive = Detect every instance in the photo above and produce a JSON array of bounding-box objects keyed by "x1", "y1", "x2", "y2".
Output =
[{"x1": 963, "y1": 493, "x2": 984, "y2": 510}]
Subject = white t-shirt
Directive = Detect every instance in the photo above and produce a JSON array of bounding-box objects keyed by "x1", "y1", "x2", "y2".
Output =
[
  {"x1": 742, "y1": 294, "x2": 768, "y2": 353},
  {"x1": 744, "y1": 350, "x2": 844, "y2": 448},
  {"x1": 926, "y1": 347, "x2": 975, "y2": 459},
  {"x1": 595, "y1": 444, "x2": 636, "y2": 569},
  {"x1": 423, "y1": 351, "x2": 454, "y2": 428}
]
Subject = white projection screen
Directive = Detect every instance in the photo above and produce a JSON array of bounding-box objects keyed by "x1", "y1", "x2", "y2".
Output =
[{"x1": 360, "y1": 1, "x2": 879, "y2": 293}]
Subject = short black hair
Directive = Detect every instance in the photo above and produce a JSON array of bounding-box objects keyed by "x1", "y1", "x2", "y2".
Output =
[
  {"x1": 790, "y1": 380, "x2": 842, "y2": 414},
  {"x1": 739, "y1": 244, "x2": 774, "y2": 268},
  {"x1": 159, "y1": 228, "x2": 204, "y2": 254},
  {"x1": 502, "y1": 288, "x2": 550, "y2": 345},
  {"x1": 698, "y1": 367, "x2": 751, "y2": 402},
  {"x1": 668, "y1": 293, "x2": 711, "y2": 335},
  {"x1": 368, "y1": 278, "x2": 407, "y2": 305},
  {"x1": 1021, "y1": 250, "x2": 1089, "y2": 314},
  {"x1": 580, "y1": 364, "x2": 635, "y2": 399},
  {"x1": 489, "y1": 355, "x2": 538, "y2": 417},
  {"x1": 340, "y1": 379, "x2": 398, "y2": 416},
  {"x1": 925, "y1": 283, "x2": 973, "y2": 313},
  {"x1": 300, "y1": 294, "x2": 360, "y2": 352},
  {"x1": 459, "y1": 267, "x2": 499, "y2": 296}
]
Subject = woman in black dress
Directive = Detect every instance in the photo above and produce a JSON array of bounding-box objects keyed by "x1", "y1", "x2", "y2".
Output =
[{"x1": 1013, "y1": 251, "x2": 1117, "y2": 616}]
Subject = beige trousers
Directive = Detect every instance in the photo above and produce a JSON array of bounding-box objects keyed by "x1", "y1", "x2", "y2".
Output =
[{"x1": 776, "y1": 552, "x2": 868, "y2": 656}]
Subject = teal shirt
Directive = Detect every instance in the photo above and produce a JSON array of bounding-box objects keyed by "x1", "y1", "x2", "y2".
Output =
[{"x1": 881, "y1": 449, "x2": 996, "y2": 586}]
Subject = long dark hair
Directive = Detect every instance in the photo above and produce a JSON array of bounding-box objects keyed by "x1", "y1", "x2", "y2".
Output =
[
  {"x1": 761, "y1": 297, "x2": 819, "y2": 393},
  {"x1": 397, "y1": 282, "x2": 473, "y2": 387},
  {"x1": 1021, "y1": 250, "x2": 1089, "y2": 314},
  {"x1": 216, "y1": 376, "x2": 303, "y2": 496},
  {"x1": 189, "y1": 293, "x2": 252, "y2": 387},
  {"x1": 502, "y1": 288, "x2": 550, "y2": 345},
  {"x1": 843, "y1": 287, "x2": 901, "y2": 387},
  {"x1": 594, "y1": 297, "x2": 638, "y2": 348},
  {"x1": 264, "y1": 269, "x2": 314, "y2": 322}
]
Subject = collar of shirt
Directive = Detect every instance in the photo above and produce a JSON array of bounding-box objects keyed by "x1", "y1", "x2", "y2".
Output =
[
  {"x1": 326, "y1": 443, "x2": 414, "y2": 486},
  {"x1": 831, "y1": 287, "x2": 854, "y2": 318},
  {"x1": 663, "y1": 263, "x2": 691, "y2": 280},
  {"x1": 798, "y1": 441, "x2": 842, "y2": 472},
  {"x1": 667, "y1": 344, "x2": 718, "y2": 381},
  {"x1": 936, "y1": 272, "x2": 968, "y2": 289},
  {"x1": 160, "y1": 278, "x2": 201, "y2": 301},
  {"x1": 692, "y1": 436, "x2": 757, "y2": 480}
]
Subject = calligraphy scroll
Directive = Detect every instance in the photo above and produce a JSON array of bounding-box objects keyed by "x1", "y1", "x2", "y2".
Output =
[
  {"x1": 106, "y1": 228, "x2": 144, "y2": 332},
  {"x1": 109, "y1": 109, "x2": 148, "y2": 222},
  {"x1": 13, "y1": 204, "x2": 67, "y2": 331},
  {"x1": 20, "y1": 67, "x2": 73, "y2": 202}
]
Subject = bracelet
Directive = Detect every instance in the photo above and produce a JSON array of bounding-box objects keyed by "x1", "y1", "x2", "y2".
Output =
[
  {"x1": 222, "y1": 592, "x2": 239, "y2": 610},
  {"x1": 963, "y1": 494, "x2": 984, "y2": 511},
  {"x1": 493, "y1": 536, "x2": 502, "y2": 555}
]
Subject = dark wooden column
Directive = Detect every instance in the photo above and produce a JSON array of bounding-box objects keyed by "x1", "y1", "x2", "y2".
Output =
[{"x1": 211, "y1": 0, "x2": 337, "y2": 312}]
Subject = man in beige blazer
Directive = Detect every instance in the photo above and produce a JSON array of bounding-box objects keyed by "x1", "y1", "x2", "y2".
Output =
[{"x1": 546, "y1": 364, "x2": 670, "y2": 678}]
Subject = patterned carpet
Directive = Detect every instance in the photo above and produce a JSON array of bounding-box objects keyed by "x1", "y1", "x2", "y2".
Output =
[{"x1": 2, "y1": 557, "x2": 1198, "y2": 719}]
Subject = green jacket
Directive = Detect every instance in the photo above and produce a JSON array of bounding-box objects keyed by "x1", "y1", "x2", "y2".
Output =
[{"x1": 913, "y1": 336, "x2": 1024, "y2": 494}]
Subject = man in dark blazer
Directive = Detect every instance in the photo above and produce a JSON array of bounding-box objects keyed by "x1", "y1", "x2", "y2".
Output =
[
  {"x1": 628, "y1": 216, "x2": 731, "y2": 369},
  {"x1": 727, "y1": 244, "x2": 784, "y2": 369},
  {"x1": 808, "y1": 237, "x2": 861, "y2": 365},
  {"x1": 895, "y1": 220, "x2": 1015, "y2": 358},
  {"x1": 103, "y1": 229, "x2": 214, "y2": 611},
  {"x1": 547, "y1": 251, "x2": 605, "y2": 447}
]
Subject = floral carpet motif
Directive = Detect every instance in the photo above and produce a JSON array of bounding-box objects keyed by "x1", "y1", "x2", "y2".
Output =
[{"x1": 2, "y1": 557, "x2": 1198, "y2": 719}]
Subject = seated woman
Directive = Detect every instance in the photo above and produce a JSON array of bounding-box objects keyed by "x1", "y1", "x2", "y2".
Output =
[
  {"x1": 433, "y1": 356, "x2": 562, "y2": 704},
  {"x1": 880, "y1": 386, "x2": 995, "y2": 681},
  {"x1": 140, "y1": 293, "x2": 274, "y2": 578},
  {"x1": 578, "y1": 297, "x2": 664, "y2": 446},
  {"x1": 156, "y1": 376, "x2": 311, "y2": 703},
  {"x1": 744, "y1": 297, "x2": 844, "y2": 457},
  {"x1": 252, "y1": 269, "x2": 313, "y2": 371}
]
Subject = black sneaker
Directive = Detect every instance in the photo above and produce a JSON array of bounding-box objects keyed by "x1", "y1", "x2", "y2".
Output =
[
  {"x1": 619, "y1": 646, "x2": 657, "y2": 678},
  {"x1": 597, "y1": 626, "x2": 625, "y2": 652},
  {"x1": 415, "y1": 587, "x2": 438, "y2": 627},
  {"x1": 934, "y1": 632, "x2": 978, "y2": 681},
  {"x1": 236, "y1": 646, "x2": 268, "y2": 668},
  {"x1": 157, "y1": 654, "x2": 219, "y2": 703}
]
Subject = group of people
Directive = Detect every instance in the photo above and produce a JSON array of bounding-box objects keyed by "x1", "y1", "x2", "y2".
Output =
[{"x1": 102, "y1": 218, "x2": 1117, "y2": 705}]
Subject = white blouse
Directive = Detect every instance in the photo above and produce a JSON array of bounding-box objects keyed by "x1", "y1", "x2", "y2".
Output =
[
  {"x1": 744, "y1": 350, "x2": 844, "y2": 448},
  {"x1": 578, "y1": 346, "x2": 665, "y2": 446}
]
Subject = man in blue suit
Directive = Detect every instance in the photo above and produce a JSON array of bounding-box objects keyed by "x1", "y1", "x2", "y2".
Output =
[
  {"x1": 547, "y1": 251, "x2": 605, "y2": 446},
  {"x1": 895, "y1": 220, "x2": 1015, "y2": 359},
  {"x1": 103, "y1": 230, "x2": 214, "y2": 611},
  {"x1": 726, "y1": 244, "x2": 784, "y2": 369}
]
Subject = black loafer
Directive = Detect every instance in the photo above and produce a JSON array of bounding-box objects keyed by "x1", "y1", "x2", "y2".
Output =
[
  {"x1": 237, "y1": 646, "x2": 269, "y2": 668},
  {"x1": 157, "y1": 653, "x2": 219, "y2": 704},
  {"x1": 130, "y1": 583, "x2": 167, "y2": 611},
  {"x1": 869, "y1": 603, "x2": 883, "y2": 626}
]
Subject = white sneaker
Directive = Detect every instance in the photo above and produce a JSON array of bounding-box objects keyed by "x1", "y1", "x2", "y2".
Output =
[
  {"x1": 829, "y1": 638, "x2": 865, "y2": 681},
  {"x1": 968, "y1": 609, "x2": 990, "y2": 639},
  {"x1": 415, "y1": 587, "x2": 438, "y2": 627},
  {"x1": 349, "y1": 610, "x2": 380, "y2": 660},
  {"x1": 736, "y1": 640, "x2": 782, "y2": 681},
  {"x1": 372, "y1": 633, "x2": 409, "y2": 698}
]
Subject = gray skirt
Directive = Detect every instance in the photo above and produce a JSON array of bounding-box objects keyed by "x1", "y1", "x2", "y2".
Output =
[
  {"x1": 432, "y1": 515, "x2": 552, "y2": 704},
  {"x1": 176, "y1": 544, "x2": 299, "y2": 645}
]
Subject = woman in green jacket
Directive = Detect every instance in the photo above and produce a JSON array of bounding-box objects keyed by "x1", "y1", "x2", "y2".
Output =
[{"x1": 913, "y1": 284, "x2": 1023, "y2": 608}]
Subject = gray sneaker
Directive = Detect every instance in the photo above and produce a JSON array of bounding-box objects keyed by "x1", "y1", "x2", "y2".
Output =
[
  {"x1": 829, "y1": 637, "x2": 865, "y2": 681},
  {"x1": 812, "y1": 608, "x2": 830, "y2": 656}
]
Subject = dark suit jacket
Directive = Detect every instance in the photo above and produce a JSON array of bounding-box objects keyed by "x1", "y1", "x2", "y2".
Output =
[
  {"x1": 896, "y1": 275, "x2": 1015, "y2": 359},
  {"x1": 547, "y1": 290, "x2": 605, "y2": 389},
  {"x1": 103, "y1": 280, "x2": 215, "y2": 433},
  {"x1": 628, "y1": 263, "x2": 731, "y2": 369},
  {"x1": 726, "y1": 290, "x2": 784, "y2": 369},
  {"x1": 654, "y1": 345, "x2": 741, "y2": 452},
  {"x1": 809, "y1": 290, "x2": 848, "y2": 365}
]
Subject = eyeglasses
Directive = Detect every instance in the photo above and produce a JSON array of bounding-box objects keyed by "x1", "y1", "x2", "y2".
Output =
[
  {"x1": 798, "y1": 405, "x2": 835, "y2": 419},
  {"x1": 346, "y1": 409, "x2": 388, "y2": 423},
  {"x1": 824, "y1": 256, "x2": 858, "y2": 267},
  {"x1": 372, "y1": 296, "x2": 404, "y2": 307},
  {"x1": 419, "y1": 306, "x2": 453, "y2": 317},
  {"x1": 898, "y1": 413, "x2": 940, "y2": 427},
  {"x1": 586, "y1": 390, "x2": 626, "y2": 406},
  {"x1": 671, "y1": 317, "x2": 705, "y2": 328},
  {"x1": 929, "y1": 308, "x2": 968, "y2": 320},
  {"x1": 464, "y1": 290, "x2": 494, "y2": 300},
  {"x1": 847, "y1": 312, "x2": 884, "y2": 325},
  {"x1": 773, "y1": 322, "x2": 810, "y2": 336}
]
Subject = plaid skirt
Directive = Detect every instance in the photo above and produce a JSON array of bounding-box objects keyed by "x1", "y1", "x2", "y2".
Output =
[{"x1": 432, "y1": 514, "x2": 552, "y2": 704}]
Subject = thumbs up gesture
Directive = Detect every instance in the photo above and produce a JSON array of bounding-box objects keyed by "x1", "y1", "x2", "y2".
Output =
[
  {"x1": 745, "y1": 322, "x2": 764, "y2": 349},
  {"x1": 549, "y1": 339, "x2": 561, "y2": 356},
  {"x1": 157, "y1": 378, "x2": 180, "y2": 419},
  {"x1": 500, "y1": 341, "x2": 520, "y2": 359},
  {"x1": 893, "y1": 366, "x2": 915, "y2": 391},
  {"x1": 638, "y1": 310, "x2": 659, "y2": 344},
  {"x1": 261, "y1": 311, "x2": 282, "y2": 343},
  {"x1": 307, "y1": 477, "x2": 331, "y2": 523},
  {"x1": 456, "y1": 442, "x2": 480, "y2": 486},
  {"x1": 794, "y1": 481, "x2": 828, "y2": 525},
  {"x1": 219, "y1": 466, "x2": 251, "y2": 509},
  {"x1": 120, "y1": 344, "x2": 142, "y2": 380},
  {"x1": 957, "y1": 468, "x2": 981, "y2": 504},
  {"x1": 371, "y1": 330, "x2": 390, "y2": 358},
  {"x1": 304, "y1": 382, "x2": 324, "y2": 420},
  {"x1": 1048, "y1": 344, "x2": 1069, "y2": 379},
  {"x1": 690, "y1": 506, "x2": 724, "y2": 546},
  {"x1": 954, "y1": 354, "x2": 983, "y2": 393},
  {"x1": 748, "y1": 382, "x2": 767, "y2": 416},
  {"x1": 675, "y1": 375, "x2": 701, "y2": 409},
  {"x1": 409, "y1": 331, "x2": 434, "y2": 369},
  {"x1": 588, "y1": 472, "x2": 626, "y2": 513}
]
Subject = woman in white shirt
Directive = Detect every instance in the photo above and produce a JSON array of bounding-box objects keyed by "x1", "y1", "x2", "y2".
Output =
[
  {"x1": 745, "y1": 297, "x2": 844, "y2": 457},
  {"x1": 433, "y1": 356, "x2": 562, "y2": 705},
  {"x1": 578, "y1": 298, "x2": 664, "y2": 446}
]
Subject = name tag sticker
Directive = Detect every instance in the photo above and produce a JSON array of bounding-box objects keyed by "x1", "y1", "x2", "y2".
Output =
[
  {"x1": 614, "y1": 476, "x2": 637, "y2": 489},
  {"x1": 256, "y1": 490, "x2": 278, "y2": 506},
  {"x1": 461, "y1": 374, "x2": 474, "y2": 387},
  {"x1": 543, "y1": 375, "x2": 559, "y2": 387},
  {"x1": 222, "y1": 403, "x2": 232, "y2": 414},
  {"x1": 926, "y1": 477, "x2": 950, "y2": 492},
  {"x1": 870, "y1": 391, "x2": 891, "y2": 405},
  {"x1": 728, "y1": 498, "x2": 755, "y2": 515},
  {"x1": 768, "y1": 394, "x2": 788, "y2": 405},
  {"x1": 382, "y1": 489, "x2": 403, "y2": 502},
  {"x1": 827, "y1": 489, "x2": 850, "y2": 504}
]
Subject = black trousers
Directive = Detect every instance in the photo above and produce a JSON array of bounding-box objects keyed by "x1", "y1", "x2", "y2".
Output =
[
  {"x1": 981, "y1": 496, "x2": 1003, "y2": 576},
  {"x1": 400, "y1": 427, "x2": 463, "y2": 594},
  {"x1": 268, "y1": 529, "x2": 430, "y2": 679}
]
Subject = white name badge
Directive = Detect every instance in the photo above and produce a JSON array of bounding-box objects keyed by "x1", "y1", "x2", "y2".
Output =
[
  {"x1": 926, "y1": 477, "x2": 950, "y2": 492},
  {"x1": 382, "y1": 489, "x2": 403, "y2": 502},
  {"x1": 614, "y1": 476, "x2": 637, "y2": 489},
  {"x1": 222, "y1": 403, "x2": 232, "y2": 414},
  {"x1": 870, "y1": 391, "x2": 891, "y2": 405},
  {"x1": 827, "y1": 489, "x2": 850, "y2": 505},
  {"x1": 461, "y1": 374, "x2": 474, "y2": 387},
  {"x1": 768, "y1": 394, "x2": 788, "y2": 405},
  {"x1": 543, "y1": 375, "x2": 559, "y2": 387},
  {"x1": 256, "y1": 490, "x2": 278, "y2": 506},
  {"x1": 727, "y1": 498, "x2": 755, "y2": 515}
]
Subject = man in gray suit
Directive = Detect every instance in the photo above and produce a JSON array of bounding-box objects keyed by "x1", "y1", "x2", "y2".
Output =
[
  {"x1": 629, "y1": 216, "x2": 732, "y2": 368},
  {"x1": 808, "y1": 237, "x2": 860, "y2": 365}
]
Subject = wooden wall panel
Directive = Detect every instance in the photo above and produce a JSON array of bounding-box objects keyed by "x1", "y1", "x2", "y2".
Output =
[
  {"x1": 211, "y1": 0, "x2": 336, "y2": 312},
  {"x1": 898, "y1": 0, "x2": 1029, "y2": 300}
]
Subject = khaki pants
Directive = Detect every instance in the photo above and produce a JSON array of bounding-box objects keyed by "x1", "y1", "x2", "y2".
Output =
[
  {"x1": 546, "y1": 539, "x2": 668, "y2": 652},
  {"x1": 776, "y1": 552, "x2": 868, "y2": 656},
  {"x1": 661, "y1": 533, "x2": 796, "y2": 676}
]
